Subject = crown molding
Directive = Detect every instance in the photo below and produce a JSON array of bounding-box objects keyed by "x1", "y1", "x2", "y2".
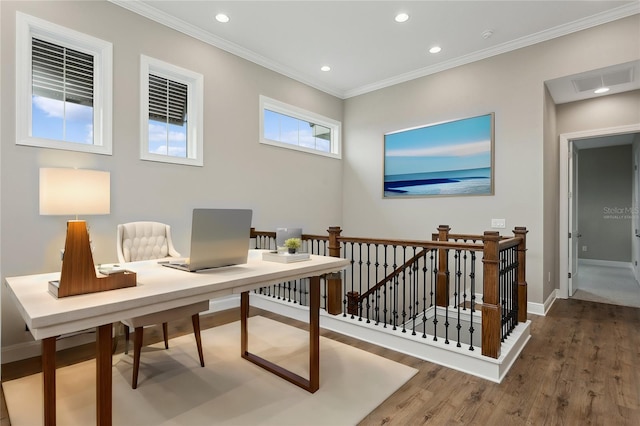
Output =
[
  {"x1": 109, "y1": 0, "x2": 344, "y2": 98},
  {"x1": 110, "y1": 1, "x2": 639, "y2": 100},
  {"x1": 343, "y1": 2, "x2": 640, "y2": 98}
]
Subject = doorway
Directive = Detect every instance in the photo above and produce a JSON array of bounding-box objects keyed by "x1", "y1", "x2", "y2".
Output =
[{"x1": 559, "y1": 124, "x2": 640, "y2": 306}]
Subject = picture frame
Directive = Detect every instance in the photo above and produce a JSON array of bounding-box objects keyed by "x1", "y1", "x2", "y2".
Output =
[{"x1": 383, "y1": 113, "x2": 495, "y2": 198}]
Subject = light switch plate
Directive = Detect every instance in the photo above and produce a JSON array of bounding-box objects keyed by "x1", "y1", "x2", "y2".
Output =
[{"x1": 491, "y1": 218, "x2": 506, "y2": 229}]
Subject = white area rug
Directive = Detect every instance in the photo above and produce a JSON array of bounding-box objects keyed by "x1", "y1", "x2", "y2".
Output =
[{"x1": 3, "y1": 316, "x2": 417, "y2": 426}]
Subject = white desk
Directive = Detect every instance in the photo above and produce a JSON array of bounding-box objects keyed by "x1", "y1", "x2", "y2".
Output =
[{"x1": 4, "y1": 251, "x2": 349, "y2": 426}]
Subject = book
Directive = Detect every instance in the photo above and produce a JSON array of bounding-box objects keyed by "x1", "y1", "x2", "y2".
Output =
[{"x1": 262, "y1": 251, "x2": 310, "y2": 263}]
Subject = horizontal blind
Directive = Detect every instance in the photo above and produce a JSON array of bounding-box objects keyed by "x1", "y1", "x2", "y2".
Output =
[
  {"x1": 148, "y1": 74, "x2": 187, "y2": 125},
  {"x1": 32, "y1": 37, "x2": 94, "y2": 106}
]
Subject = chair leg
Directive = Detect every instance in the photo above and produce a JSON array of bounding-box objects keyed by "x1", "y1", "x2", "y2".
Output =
[
  {"x1": 192, "y1": 314, "x2": 205, "y2": 367},
  {"x1": 132, "y1": 327, "x2": 143, "y2": 389},
  {"x1": 124, "y1": 324, "x2": 130, "y2": 355},
  {"x1": 162, "y1": 322, "x2": 169, "y2": 349}
]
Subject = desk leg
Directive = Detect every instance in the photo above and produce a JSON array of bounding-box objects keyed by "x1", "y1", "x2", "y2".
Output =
[
  {"x1": 241, "y1": 276, "x2": 321, "y2": 393},
  {"x1": 96, "y1": 324, "x2": 113, "y2": 426},
  {"x1": 240, "y1": 291, "x2": 249, "y2": 354},
  {"x1": 308, "y1": 275, "x2": 320, "y2": 392},
  {"x1": 42, "y1": 337, "x2": 56, "y2": 426}
]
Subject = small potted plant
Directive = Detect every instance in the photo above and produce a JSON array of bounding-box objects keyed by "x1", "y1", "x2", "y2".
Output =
[{"x1": 284, "y1": 237, "x2": 302, "y2": 254}]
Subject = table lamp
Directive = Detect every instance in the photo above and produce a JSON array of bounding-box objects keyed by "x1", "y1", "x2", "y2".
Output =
[{"x1": 39, "y1": 168, "x2": 135, "y2": 297}]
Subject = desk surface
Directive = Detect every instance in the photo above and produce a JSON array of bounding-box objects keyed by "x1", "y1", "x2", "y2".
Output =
[{"x1": 4, "y1": 250, "x2": 349, "y2": 340}]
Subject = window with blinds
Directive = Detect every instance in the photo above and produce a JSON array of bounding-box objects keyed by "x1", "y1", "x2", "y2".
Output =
[
  {"x1": 17, "y1": 12, "x2": 113, "y2": 154},
  {"x1": 32, "y1": 37, "x2": 94, "y2": 107},
  {"x1": 140, "y1": 55, "x2": 203, "y2": 166},
  {"x1": 148, "y1": 74, "x2": 187, "y2": 126},
  {"x1": 30, "y1": 37, "x2": 95, "y2": 144}
]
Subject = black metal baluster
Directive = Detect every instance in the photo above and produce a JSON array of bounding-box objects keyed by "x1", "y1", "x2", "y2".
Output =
[
  {"x1": 374, "y1": 244, "x2": 381, "y2": 325},
  {"x1": 444, "y1": 249, "x2": 450, "y2": 345},
  {"x1": 432, "y1": 248, "x2": 438, "y2": 342},
  {"x1": 469, "y1": 251, "x2": 476, "y2": 351},
  {"x1": 365, "y1": 243, "x2": 372, "y2": 323},
  {"x1": 455, "y1": 249, "x2": 462, "y2": 347}
]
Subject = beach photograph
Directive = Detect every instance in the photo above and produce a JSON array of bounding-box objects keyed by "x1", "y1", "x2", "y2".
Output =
[{"x1": 384, "y1": 113, "x2": 494, "y2": 198}]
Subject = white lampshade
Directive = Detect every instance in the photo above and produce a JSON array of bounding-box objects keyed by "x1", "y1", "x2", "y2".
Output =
[{"x1": 39, "y1": 168, "x2": 110, "y2": 216}]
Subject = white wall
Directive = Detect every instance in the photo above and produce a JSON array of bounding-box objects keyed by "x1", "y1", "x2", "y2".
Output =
[
  {"x1": 342, "y1": 15, "x2": 640, "y2": 306},
  {"x1": 0, "y1": 1, "x2": 343, "y2": 349}
]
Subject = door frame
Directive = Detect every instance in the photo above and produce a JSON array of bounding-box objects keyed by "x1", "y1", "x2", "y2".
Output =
[{"x1": 558, "y1": 124, "x2": 640, "y2": 299}]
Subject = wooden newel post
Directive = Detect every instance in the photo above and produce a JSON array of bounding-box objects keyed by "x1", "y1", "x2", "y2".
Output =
[
  {"x1": 436, "y1": 225, "x2": 450, "y2": 307},
  {"x1": 481, "y1": 231, "x2": 501, "y2": 359},
  {"x1": 513, "y1": 227, "x2": 528, "y2": 323},
  {"x1": 326, "y1": 226, "x2": 343, "y2": 315}
]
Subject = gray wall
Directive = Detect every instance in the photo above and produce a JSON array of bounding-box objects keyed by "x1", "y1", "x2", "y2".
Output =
[
  {"x1": 577, "y1": 145, "x2": 633, "y2": 262},
  {"x1": 1, "y1": 2, "x2": 639, "y2": 354},
  {"x1": 343, "y1": 15, "x2": 640, "y2": 306},
  {"x1": 1, "y1": 1, "x2": 343, "y2": 349}
]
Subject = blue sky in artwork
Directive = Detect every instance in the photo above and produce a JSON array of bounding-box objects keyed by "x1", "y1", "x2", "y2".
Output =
[{"x1": 385, "y1": 114, "x2": 492, "y2": 176}]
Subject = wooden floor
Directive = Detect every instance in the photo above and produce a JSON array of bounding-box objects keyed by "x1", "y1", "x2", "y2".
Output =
[{"x1": 2, "y1": 298, "x2": 639, "y2": 425}]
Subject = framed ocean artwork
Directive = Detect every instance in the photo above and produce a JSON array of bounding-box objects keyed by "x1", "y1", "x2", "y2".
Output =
[{"x1": 383, "y1": 113, "x2": 495, "y2": 198}]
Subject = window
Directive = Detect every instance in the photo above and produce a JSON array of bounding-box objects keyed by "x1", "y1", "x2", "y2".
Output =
[
  {"x1": 16, "y1": 12, "x2": 113, "y2": 154},
  {"x1": 259, "y1": 96, "x2": 341, "y2": 159},
  {"x1": 140, "y1": 55, "x2": 203, "y2": 166}
]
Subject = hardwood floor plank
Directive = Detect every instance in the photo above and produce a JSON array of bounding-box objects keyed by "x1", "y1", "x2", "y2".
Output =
[{"x1": 2, "y1": 299, "x2": 639, "y2": 425}]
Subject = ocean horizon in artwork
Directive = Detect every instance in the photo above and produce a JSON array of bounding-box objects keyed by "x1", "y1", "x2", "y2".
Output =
[
  {"x1": 384, "y1": 113, "x2": 494, "y2": 197},
  {"x1": 384, "y1": 167, "x2": 491, "y2": 196}
]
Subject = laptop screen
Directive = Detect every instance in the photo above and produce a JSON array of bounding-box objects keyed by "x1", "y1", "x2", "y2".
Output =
[{"x1": 188, "y1": 208, "x2": 253, "y2": 271}]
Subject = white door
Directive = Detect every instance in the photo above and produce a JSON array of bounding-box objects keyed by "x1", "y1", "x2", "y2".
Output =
[
  {"x1": 568, "y1": 143, "x2": 579, "y2": 296},
  {"x1": 634, "y1": 147, "x2": 640, "y2": 282}
]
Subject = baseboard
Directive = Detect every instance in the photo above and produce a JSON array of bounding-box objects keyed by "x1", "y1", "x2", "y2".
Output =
[
  {"x1": 1, "y1": 295, "x2": 241, "y2": 364},
  {"x1": 250, "y1": 294, "x2": 530, "y2": 383},
  {"x1": 579, "y1": 259, "x2": 633, "y2": 269},
  {"x1": 527, "y1": 289, "x2": 557, "y2": 316}
]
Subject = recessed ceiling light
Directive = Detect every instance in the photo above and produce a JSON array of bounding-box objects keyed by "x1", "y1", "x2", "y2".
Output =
[
  {"x1": 215, "y1": 13, "x2": 230, "y2": 23},
  {"x1": 429, "y1": 46, "x2": 442, "y2": 54},
  {"x1": 320, "y1": 65, "x2": 331, "y2": 72},
  {"x1": 395, "y1": 13, "x2": 409, "y2": 23},
  {"x1": 594, "y1": 87, "x2": 610, "y2": 94}
]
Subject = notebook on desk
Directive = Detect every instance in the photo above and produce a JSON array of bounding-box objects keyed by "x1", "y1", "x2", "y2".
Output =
[{"x1": 163, "y1": 208, "x2": 253, "y2": 272}]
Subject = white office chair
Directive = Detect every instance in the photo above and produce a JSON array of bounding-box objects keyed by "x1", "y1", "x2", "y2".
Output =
[{"x1": 116, "y1": 221, "x2": 208, "y2": 389}]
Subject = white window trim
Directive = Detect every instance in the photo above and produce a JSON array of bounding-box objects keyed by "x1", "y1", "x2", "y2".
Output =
[
  {"x1": 259, "y1": 95, "x2": 342, "y2": 159},
  {"x1": 16, "y1": 12, "x2": 113, "y2": 155},
  {"x1": 140, "y1": 55, "x2": 204, "y2": 167}
]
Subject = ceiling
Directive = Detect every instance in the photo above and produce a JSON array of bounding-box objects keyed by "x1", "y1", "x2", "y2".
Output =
[{"x1": 112, "y1": 1, "x2": 640, "y2": 100}]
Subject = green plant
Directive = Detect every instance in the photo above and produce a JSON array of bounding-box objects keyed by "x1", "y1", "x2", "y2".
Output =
[{"x1": 283, "y1": 237, "x2": 302, "y2": 250}]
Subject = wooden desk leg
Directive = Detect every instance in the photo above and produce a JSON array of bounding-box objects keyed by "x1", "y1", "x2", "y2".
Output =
[
  {"x1": 308, "y1": 275, "x2": 320, "y2": 392},
  {"x1": 241, "y1": 276, "x2": 321, "y2": 393},
  {"x1": 241, "y1": 291, "x2": 249, "y2": 355},
  {"x1": 42, "y1": 337, "x2": 57, "y2": 426},
  {"x1": 96, "y1": 324, "x2": 113, "y2": 426}
]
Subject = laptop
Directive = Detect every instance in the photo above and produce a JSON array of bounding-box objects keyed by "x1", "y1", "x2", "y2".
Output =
[{"x1": 163, "y1": 208, "x2": 253, "y2": 272}]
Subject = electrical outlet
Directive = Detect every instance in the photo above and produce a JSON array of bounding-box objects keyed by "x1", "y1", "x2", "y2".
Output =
[
  {"x1": 491, "y1": 218, "x2": 506, "y2": 229},
  {"x1": 582, "y1": 245, "x2": 588, "y2": 252}
]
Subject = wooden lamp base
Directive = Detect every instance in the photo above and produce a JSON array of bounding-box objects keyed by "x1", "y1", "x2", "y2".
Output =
[{"x1": 49, "y1": 220, "x2": 136, "y2": 298}]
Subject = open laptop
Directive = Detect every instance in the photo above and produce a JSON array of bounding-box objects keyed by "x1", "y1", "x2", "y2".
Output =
[{"x1": 163, "y1": 208, "x2": 253, "y2": 272}]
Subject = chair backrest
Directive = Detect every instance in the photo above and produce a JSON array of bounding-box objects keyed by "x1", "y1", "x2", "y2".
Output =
[{"x1": 117, "y1": 222, "x2": 180, "y2": 263}]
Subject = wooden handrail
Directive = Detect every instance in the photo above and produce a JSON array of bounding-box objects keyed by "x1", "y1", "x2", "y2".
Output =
[
  {"x1": 358, "y1": 248, "x2": 429, "y2": 301},
  {"x1": 251, "y1": 224, "x2": 528, "y2": 360},
  {"x1": 498, "y1": 237, "x2": 521, "y2": 250}
]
